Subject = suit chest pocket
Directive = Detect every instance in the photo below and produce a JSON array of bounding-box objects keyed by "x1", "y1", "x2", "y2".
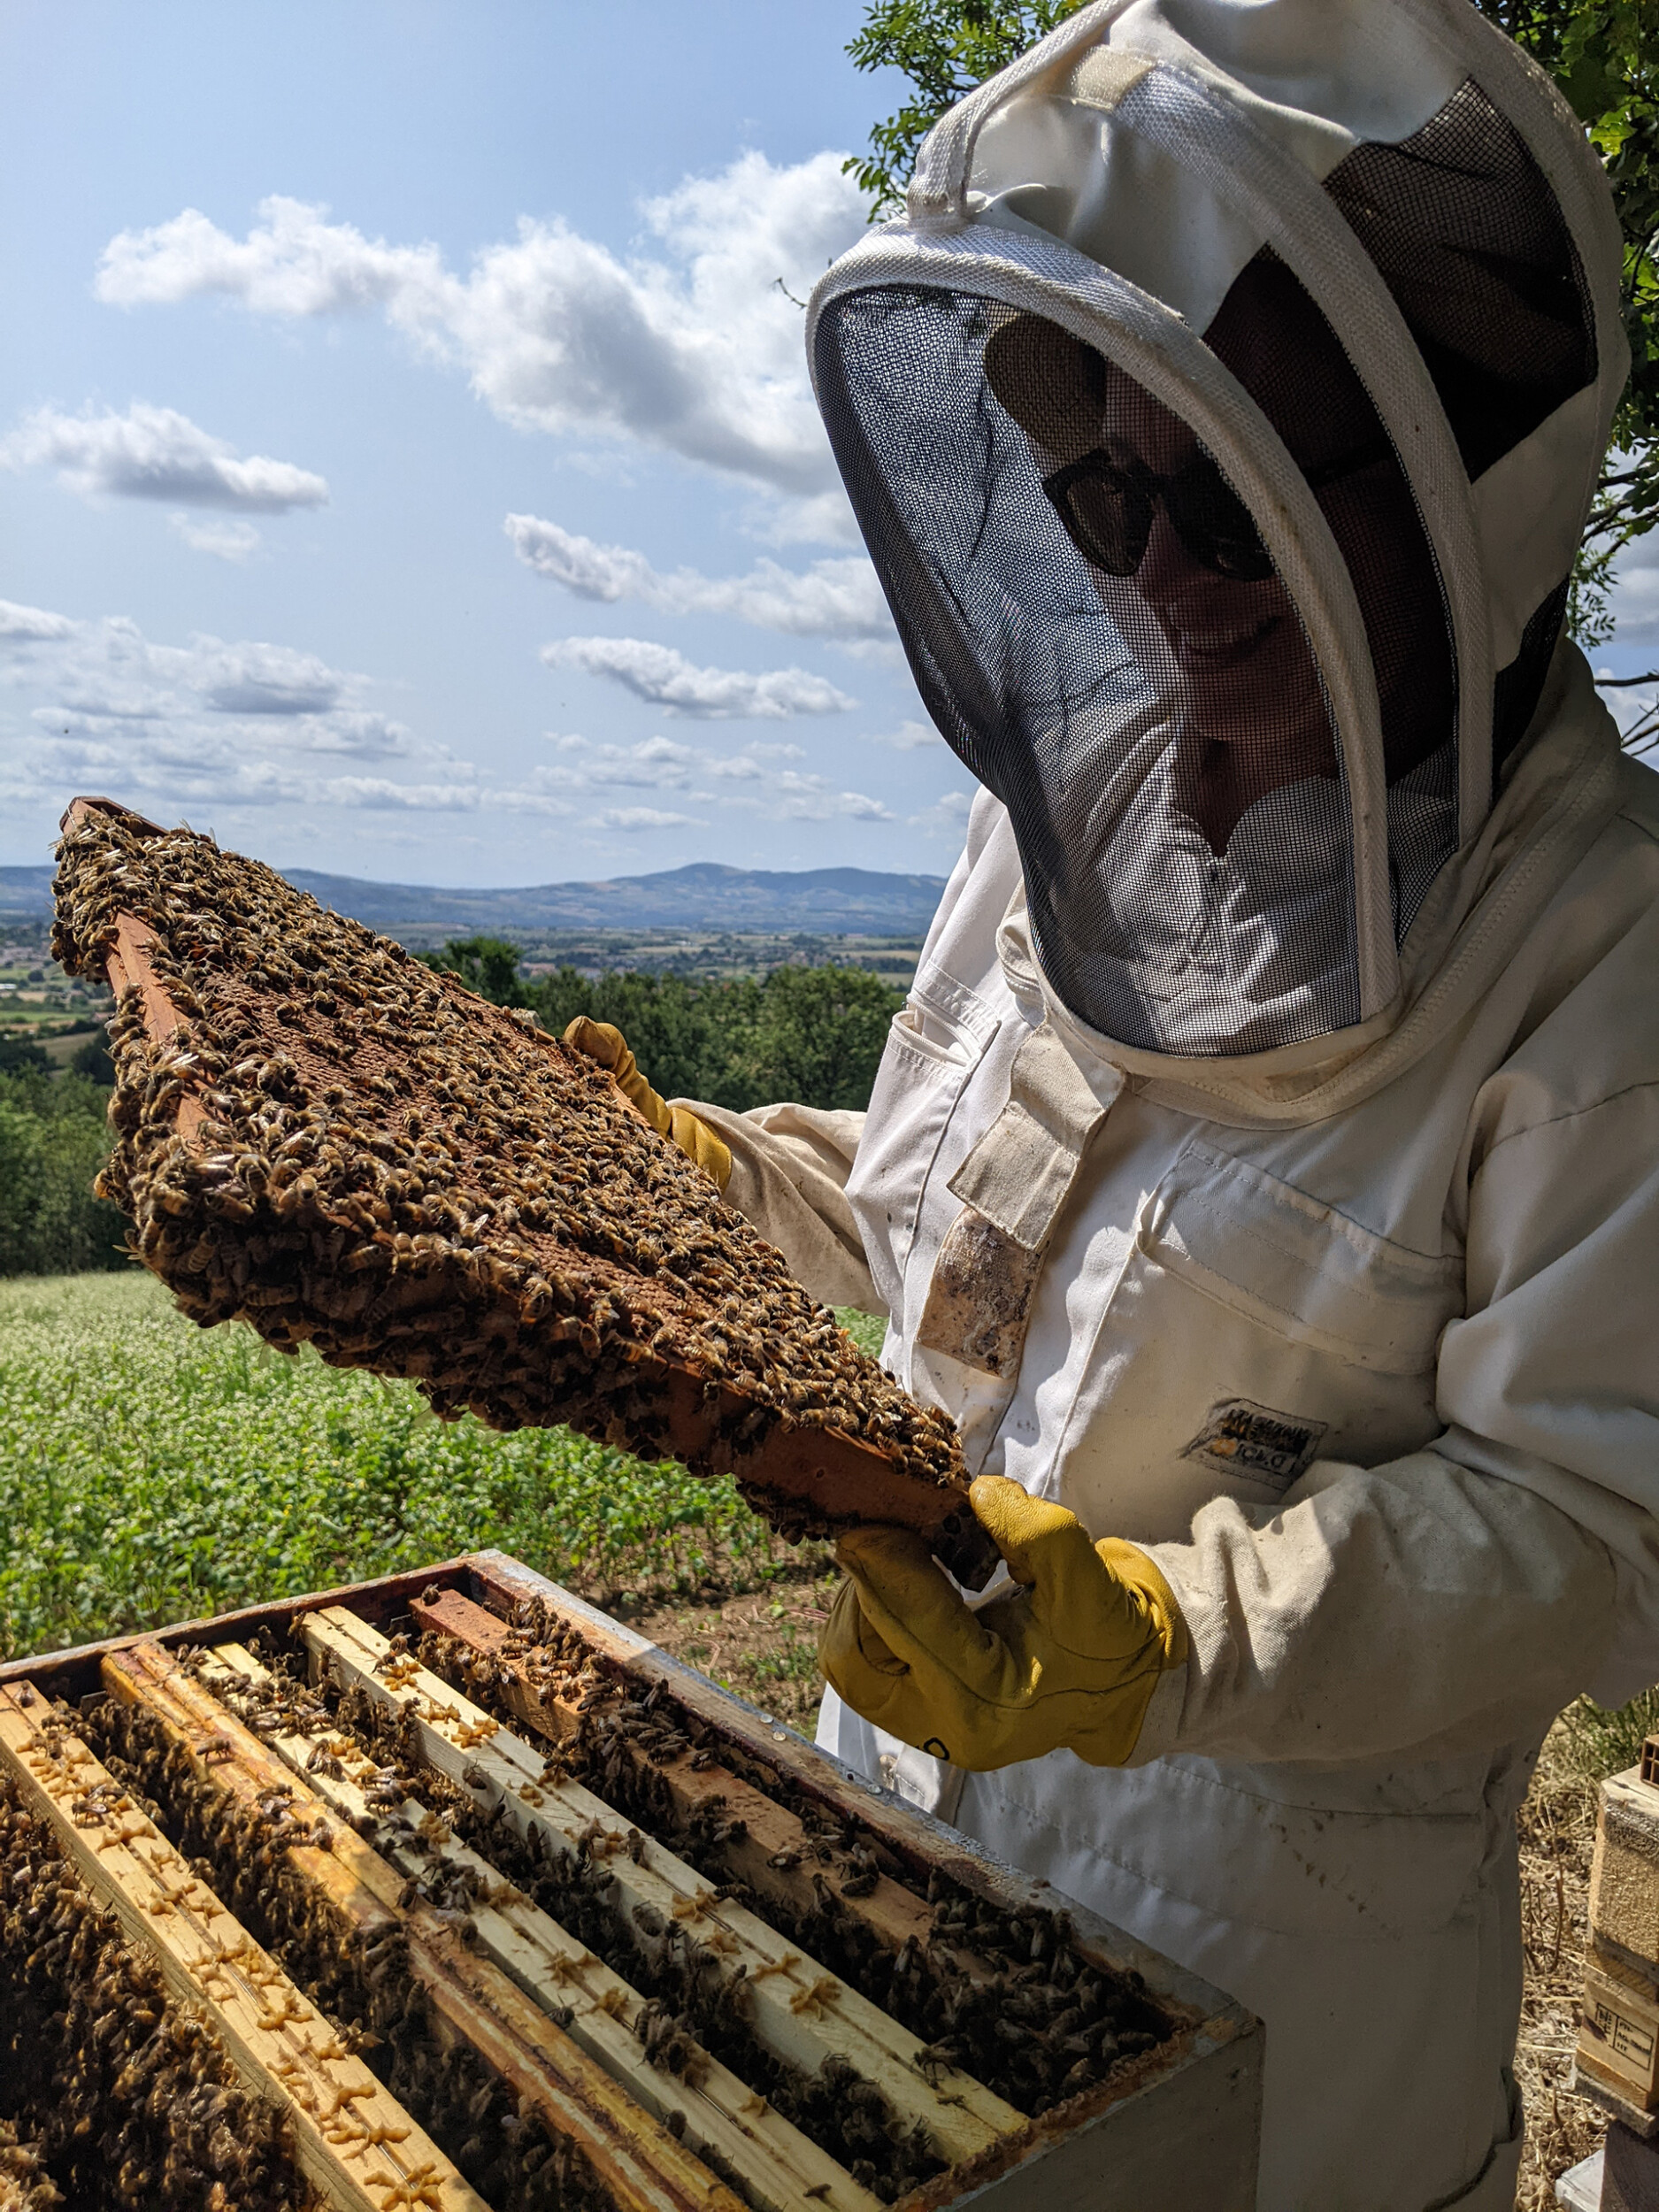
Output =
[
  {"x1": 1062, "y1": 1142, "x2": 1466, "y2": 1542},
  {"x1": 845, "y1": 965, "x2": 999, "y2": 1315}
]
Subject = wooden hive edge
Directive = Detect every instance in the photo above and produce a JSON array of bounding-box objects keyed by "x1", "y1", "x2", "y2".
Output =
[
  {"x1": 0, "y1": 1556, "x2": 482, "y2": 1701},
  {"x1": 3, "y1": 1556, "x2": 1264, "y2": 2210}
]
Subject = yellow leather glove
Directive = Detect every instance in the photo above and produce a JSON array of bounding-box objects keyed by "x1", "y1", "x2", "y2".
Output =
[
  {"x1": 821, "y1": 1474, "x2": 1187, "y2": 1770},
  {"x1": 563, "y1": 1017, "x2": 733, "y2": 1191}
]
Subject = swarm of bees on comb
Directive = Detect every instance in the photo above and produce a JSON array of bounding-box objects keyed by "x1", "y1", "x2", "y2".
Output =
[
  {"x1": 51, "y1": 798, "x2": 993, "y2": 1584},
  {"x1": 0, "y1": 1559, "x2": 1229, "y2": 2212}
]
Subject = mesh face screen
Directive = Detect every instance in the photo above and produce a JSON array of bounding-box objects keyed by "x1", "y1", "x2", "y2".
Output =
[
  {"x1": 817, "y1": 254, "x2": 1462, "y2": 1049},
  {"x1": 817, "y1": 283, "x2": 1369, "y2": 1054},
  {"x1": 1324, "y1": 77, "x2": 1596, "y2": 483}
]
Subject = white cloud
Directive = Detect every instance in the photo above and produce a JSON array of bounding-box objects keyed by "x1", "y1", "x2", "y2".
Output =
[
  {"x1": 95, "y1": 157, "x2": 866, "y2": 514},
  {"x1": 865, "y1": 718, "x2": 943, "y2": 750},
  {"x1": 529, "y1": 730, "x2": 887, "y2": 820},
  {"x1": 588, "y1": 805, "x2": 704, "y2": 831},
  {"x1": 1, "y1": 595, "x2": 931, "y2": 841},
  {"x1": 195, "y1": 644, "x2": 344, "y2": 716},
  {"x1": 733, "y1": 772, "x2": 891, "y2": 821},
  {"x1": 746, "y1": 488, "x2": 862, "y2": 549},
  {"x1": 1609, "y1": 567, "x2": 1659, "y2": 641},
  {"x1": 296, "y1": 710, "x2": 413, "y2": 759},
  {"x1": 323, "y1": 777, "x2": 483, "y2": 810},
  {"x1": 542, "y1": 635, "x2": 854, "y2": 718},
  {"x1": 0, "y1": 600, "x2": 454, "y2": 820},
  {"x1": 96, "y1": 199, "x2": 449, "y2": 317},
  {"x1": 504, "y1": 513, "x2": 889, "y2": 643},
  {"x1": 2, "y1": 402, "x2": 328, "y2": 511},
  {"x1": 173, "y1": 514, "x2": 261, "y2": 561},
  {"x1": 692, "y1": 770, "x2": 894, "y2": 821},
  {"x1": 908, "y1": 788, "x2": 977, "y2": 840},
  {"x1": 0, "y1": 599, "x2": 79, "y2": 641},
  {"x1": 533, "y1": 734, "x2": 701, "y2": 792}
]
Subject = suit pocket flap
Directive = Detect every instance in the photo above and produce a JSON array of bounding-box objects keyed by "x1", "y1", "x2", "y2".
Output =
[{"x1": 1138, "y1": 1143, "x2": 1463, "y2": 1374}]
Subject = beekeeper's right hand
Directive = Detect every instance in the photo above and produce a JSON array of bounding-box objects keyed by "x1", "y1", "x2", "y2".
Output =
[{"x1": 563, "y1": 1017, "x2": 732, "y2": 1191}]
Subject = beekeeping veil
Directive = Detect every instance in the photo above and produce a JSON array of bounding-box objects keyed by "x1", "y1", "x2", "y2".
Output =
[{"x1": 809, "y1": 0, "x2": 1625, "y2": 1056}]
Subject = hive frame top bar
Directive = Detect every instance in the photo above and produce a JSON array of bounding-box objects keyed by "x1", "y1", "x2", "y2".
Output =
[
  {"x1": 3, "y1": 1549, "x2": 1263, "y2": 2208},
  {"x1": 1, "y1": 1548, "x2": 1240, "y2": 2023}
]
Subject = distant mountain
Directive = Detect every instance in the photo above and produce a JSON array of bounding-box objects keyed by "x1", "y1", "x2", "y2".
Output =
[
  {"x1": 283, "y1": 862, "x2": 946, "y2": 935},
  {"x1": 3, "y1": 859, "x2": 947, "y2": 937},
  {"x1": 0, "y1": 867, "x2": 54, "y2": 919}
]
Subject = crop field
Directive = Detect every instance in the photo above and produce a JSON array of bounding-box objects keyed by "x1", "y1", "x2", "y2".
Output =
[{"x1": 1, "y1": 1268, "x2": 880, "y2": 1666}]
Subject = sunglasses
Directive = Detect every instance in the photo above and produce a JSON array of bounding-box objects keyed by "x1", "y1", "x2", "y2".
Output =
[{"x1": 1041, "y1": 438, "x2": 1393, "y2": 583}]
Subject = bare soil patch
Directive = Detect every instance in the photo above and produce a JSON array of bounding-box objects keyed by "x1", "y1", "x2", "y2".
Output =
[{"x1": 617, "y1": 1557, "x2": 838, "y2": 1734}]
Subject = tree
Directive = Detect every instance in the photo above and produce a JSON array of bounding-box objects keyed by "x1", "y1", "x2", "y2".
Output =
[
  {"x1": 0, "y1": 1036, "x2": 51, "y2": 1076},
  {"x1": 0, "y1": 1071, "x2": 127, "y2": 1276},
  {"x1": 742, "y1": 965, "x2": 902, "y2": 1111},
  {"x1": 419, "y1": 936, "x2": 526, "y2": 1004},
  {"x1": 426, "y1": 949, "x2": 904, "y2": 1114},
  {"x1": 846, "y1": 0, "x2": 1659, "y2": 665},
  {"x1": 70, "y1": 1032, "x2": 115, "y2": 1085}
]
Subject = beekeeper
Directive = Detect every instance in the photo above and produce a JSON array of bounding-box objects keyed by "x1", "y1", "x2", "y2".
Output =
[{"x1": 565, "y1": 1, "x2": 1659, "y2": 2202}]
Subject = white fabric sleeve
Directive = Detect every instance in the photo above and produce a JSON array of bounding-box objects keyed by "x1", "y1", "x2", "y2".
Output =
[
  {"x1": 1136, "y1": 1455, "x2": 1616, "y2": 1765},
  {"x1": 1137, "y1": 1073, "x2": 1659, "y2": 1767},
  {"x1": 675, "y1": 1099, "x2": 882, "y2": 1316}
]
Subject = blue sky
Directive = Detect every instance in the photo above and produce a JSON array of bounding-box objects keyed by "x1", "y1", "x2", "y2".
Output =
[
  {"x1": 1, "y1": 2, "x2": 973, "y2": 884},
  {"x1": 5, "y1": 5, "x2": 1655, "y2": 887}
]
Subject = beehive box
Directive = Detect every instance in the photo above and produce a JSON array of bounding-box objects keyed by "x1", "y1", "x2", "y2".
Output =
[
  {"x1": 0, "y1": 1553, "x2": 1262, "y2": 2212},
  {"x1": 1576, "y1": 1746, "x2": 1659, "y2": 2139}
]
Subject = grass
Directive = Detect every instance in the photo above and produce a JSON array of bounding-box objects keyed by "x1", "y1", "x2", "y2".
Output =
[{"x1": 0, "y1": 1268, "x2": 885, "y2": 1663}]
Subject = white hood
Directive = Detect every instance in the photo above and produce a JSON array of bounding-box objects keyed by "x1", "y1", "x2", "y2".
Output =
[{"x1": 809, "y1": 0, "x2": 1626, "y2": 1060}]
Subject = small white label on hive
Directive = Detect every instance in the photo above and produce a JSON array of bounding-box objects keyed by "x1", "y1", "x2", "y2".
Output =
[{"x1": 1580, "y1": 1967, "x2": 1659, "y2": 2101}]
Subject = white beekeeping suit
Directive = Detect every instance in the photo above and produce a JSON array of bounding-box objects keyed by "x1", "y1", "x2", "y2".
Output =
[{"x1": 667, "y1": 3, "x2": 1659, "y2": 2203}]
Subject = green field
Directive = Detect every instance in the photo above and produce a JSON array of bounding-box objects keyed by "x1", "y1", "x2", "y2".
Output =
[{"x1": 0, "y1": 1270, "x2": 883, "y2": 1663}]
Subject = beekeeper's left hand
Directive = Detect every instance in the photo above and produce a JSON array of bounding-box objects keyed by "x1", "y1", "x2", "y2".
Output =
[{"x1": 821, "y1": 1474, "x2": 1187, "y2": 1770}]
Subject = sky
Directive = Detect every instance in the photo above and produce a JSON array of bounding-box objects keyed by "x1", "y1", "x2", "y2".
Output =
[
  {"x1": 0, "y1": 1, "x2": 974, "y2": 886},
  {"x1": 4, "y1": 5, "x2": 1656, "y2": 888}
]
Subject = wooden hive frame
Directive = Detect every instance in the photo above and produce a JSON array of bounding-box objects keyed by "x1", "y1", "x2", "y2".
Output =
[
  {"x1": 51, "y1": 797, "x2": 993, "y2": 1586},
  {"x1": 1, "y1": 1553, "x2": 1262, "y2": 2212}
]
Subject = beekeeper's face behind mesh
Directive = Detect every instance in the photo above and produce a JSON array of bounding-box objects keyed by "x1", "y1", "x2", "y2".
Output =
[{"x1": 981, "y1": 261, "x2": 1449, "y2": 858}]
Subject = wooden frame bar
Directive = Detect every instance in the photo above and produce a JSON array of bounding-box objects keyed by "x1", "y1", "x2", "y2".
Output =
[
  {"x1": 411, "y1": 1587, "x2": 947, "y2": 1977},
  {"x1": 206, "y1": 1640, "x2": 881, "y2": 2212},
  {"x1": 0, "y1": 1682, "x2": 484, "y2": 2212},
  {"x1": 101, "y1": 1640, "x2": 746, "y2": 2212},
  {"x1": 303, "y1": 1606, "x2": 1025, "y2": 2168}
]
